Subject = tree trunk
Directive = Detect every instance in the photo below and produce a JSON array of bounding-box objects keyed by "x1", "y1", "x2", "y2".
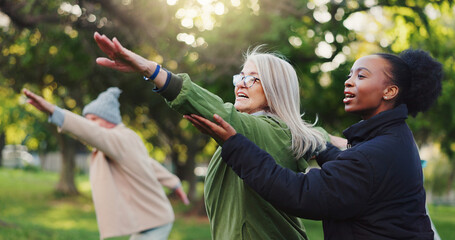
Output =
[
  {"x1": 55, "y1": 134, "x2": 79, "y2": 196},
  {"x1": 185, "y1": 153, "x2": 197, "y2": 202},
  {"x1": 447, "y1": 158, "x2": 455, "y2": 193},
  {"x1": 172, "y1": 150, "x2": 198, "y2": 202},
  {"x1": 0, "y1": 132, "x2": 5, "y2": 167}
]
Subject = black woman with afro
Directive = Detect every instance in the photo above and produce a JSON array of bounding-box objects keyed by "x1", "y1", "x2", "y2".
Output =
[{"x1": 185, "y1": 49, "x2": 443, "y2": 240}]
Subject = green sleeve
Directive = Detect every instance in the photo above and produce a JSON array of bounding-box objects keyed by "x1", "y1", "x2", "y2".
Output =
[
  {"x1": 166, "y1": 74, "x2": 285, "y2": 137},
  {"x1": 314, "y1": 126, "x2": 330, "y2": 141},
  {"x1": 167, "y1": 73, "x2": 311, "y2": 171}
]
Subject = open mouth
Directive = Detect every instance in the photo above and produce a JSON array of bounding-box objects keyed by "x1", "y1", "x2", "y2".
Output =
[
  {"x1": 345, "y1": 93, "x2": 355, "y2": 99},
  {"x1": 343, "y1": 93, "x2": 355, "y2": 103},
  {"x1": 237, "y1": 93, "x2": 249, "y2": 99}
]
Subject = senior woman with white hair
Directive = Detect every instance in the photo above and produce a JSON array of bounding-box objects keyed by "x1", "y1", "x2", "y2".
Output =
[{"x1": 94, "y1": 32, "x2": 327, "y2": 240}]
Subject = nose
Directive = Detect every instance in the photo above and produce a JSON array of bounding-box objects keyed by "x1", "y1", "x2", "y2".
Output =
[
  {"x1": 235, "y1": 79, "x2": 246, "y2": 88},
  {"x1": 344, "y1": 76, "x2": 354, "y2": 87}
]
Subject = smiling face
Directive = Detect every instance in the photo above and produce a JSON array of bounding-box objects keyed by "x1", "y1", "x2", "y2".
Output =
[
  {"x1": 343, "y1": 55, "x2": 397, "y2": 120},
  {"x1": 234, "y1": 60, "x2": 268, "y2": 114}
]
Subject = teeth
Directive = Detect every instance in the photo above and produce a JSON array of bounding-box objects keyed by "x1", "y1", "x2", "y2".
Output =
[
  {"x1": 345, "y1": 94, "x2": 354, "y2": 98},
  {"x1": 238, "y1": 93, "x2": 248, "y2": 98}
]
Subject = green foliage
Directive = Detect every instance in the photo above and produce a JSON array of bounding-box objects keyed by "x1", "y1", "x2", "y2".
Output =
[{"x1": 1, "y1": 0, "x2": 455, "y2": 195}]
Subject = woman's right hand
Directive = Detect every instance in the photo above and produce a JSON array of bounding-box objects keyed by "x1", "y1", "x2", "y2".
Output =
[{"x1": 94, "y1": 32, "x2": 156, "y2": 76}]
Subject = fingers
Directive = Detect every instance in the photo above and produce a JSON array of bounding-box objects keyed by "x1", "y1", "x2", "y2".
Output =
[
  {"x1": 184, "y1": 115, "x2": 212, "y2": 135},
  {"x1": 95, "y1": 58, "x2": 133, "y2": 72},
  {"x1": 112, "y1": 37, "x2": 124, "y2": 51},
  {"x1": 96, "y1": 57, "x2": 118, "y2": 67},
  {"x1": 27, "y1": 100, "x2": 45, "y2": 112},
  {"x1": 23, "y1": 88, "x2": 34, "y2": 98},
  {"x1": 23, "y1": 89, "x2": 48, "y2": 113},
  {"x1": 213, "y1": 114, "x2": 236, "y2": 134},
  {"x1": 23, "y1": 88, "x2": 41, "y2": 102},
  {"x1": 185, "y1": 114, "x2": 235, "y2": 142},
  {"x1": 112, "y1": 39, "x2": 148, "y2": 72},
  {"x1": 94, "y1": 32, "x2": 117, "y2": 59},
  {"x1": 175, "y1": 187, "x2": 190, "y2": 205},
  {"x1": 191, "y1": 114, "x2": 225, "y2": 133}
]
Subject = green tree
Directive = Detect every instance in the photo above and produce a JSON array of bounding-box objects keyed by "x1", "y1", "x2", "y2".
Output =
[{"x1": 1, "y1": 0, "x2": 454, "y2": 200}]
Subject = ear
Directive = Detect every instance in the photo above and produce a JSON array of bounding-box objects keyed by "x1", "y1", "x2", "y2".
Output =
[{"x1": 383, "y1": 85, "x2": 399, "y2": 101}]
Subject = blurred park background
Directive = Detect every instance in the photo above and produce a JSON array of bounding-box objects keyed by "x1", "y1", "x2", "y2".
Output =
[{"x1": 1, "y1": 0, "x2": 455, "y2": 239}]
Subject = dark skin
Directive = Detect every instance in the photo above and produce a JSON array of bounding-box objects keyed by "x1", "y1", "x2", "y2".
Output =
[{"x1": 183, "y1": 114, "x2": 236, "y2": 143}]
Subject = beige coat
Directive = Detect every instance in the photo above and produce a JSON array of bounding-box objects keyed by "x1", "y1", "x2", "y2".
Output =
[{"x1": 60, "y1": 110, "x2": 179, "y2": 239}]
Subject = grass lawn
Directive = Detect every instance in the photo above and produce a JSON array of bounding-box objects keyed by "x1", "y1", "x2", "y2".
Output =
[
  {"x1": 0, "y1": 169, "x2": 210, "y2": 240},
  {"x1": 0, "y1": 168, "x2": 454, "y2": 240}
]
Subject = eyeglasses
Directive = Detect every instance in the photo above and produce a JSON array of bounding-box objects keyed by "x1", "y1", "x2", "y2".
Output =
[{"x1": 233, "y1": 74, "x2": 261, "y2": 88}]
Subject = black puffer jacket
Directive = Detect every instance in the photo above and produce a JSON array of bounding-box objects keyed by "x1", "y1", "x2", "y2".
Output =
[{"x1": 221, "y1": 104, "x2": 433, "y2": 240}]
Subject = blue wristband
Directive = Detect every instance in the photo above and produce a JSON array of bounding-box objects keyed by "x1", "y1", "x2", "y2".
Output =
[
  {"x1": 153, "y1": 69, "x2": 172, "y2": 93},
  {"x1": 143, "y1": 64, "x2": 161, "y2": 82}
]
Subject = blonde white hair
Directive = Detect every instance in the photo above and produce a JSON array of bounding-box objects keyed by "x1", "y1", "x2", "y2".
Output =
[{"x1": 244, "y1": 46, "x2": 326, "y2": 159}]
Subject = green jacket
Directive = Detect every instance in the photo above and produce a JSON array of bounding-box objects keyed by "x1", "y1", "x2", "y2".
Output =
[{"x1": 163, "y1": 73, "x2": 310, "y2": 240}]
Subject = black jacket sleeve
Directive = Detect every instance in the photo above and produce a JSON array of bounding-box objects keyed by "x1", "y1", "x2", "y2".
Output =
[
  {"x1": 221, "y1": 134, "x2": 372, "y2": 220},
  {"x1": 316, "y1": 142, "x2": 342, "y2": 166}
]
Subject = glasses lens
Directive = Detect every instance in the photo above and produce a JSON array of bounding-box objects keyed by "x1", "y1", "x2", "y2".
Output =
[
  {"x1": 233, "y1": 74, "x2": 242, "y2": 86},
  {"x1": 244, "y1": 76, "x2": 256, "y2": 88}
]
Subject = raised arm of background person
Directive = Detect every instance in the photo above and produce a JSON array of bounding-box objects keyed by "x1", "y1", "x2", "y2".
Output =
[
  {"x1": 23, "y1": 88, "x2": 55, "y2": 115},
  {"x1": 25, "y1": 88, "x2": 146, "y2": 165},
  {"x1": 150, "y1": 158, "x2": 189, "y2": 205},
  {"x1": 220, "y1": 133, "x2": 371, "y2": 220}
]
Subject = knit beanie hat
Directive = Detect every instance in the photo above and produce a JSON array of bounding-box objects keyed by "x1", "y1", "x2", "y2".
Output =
[{"x1": 82, "y1": 87, "x2": 122, "y2": 124}]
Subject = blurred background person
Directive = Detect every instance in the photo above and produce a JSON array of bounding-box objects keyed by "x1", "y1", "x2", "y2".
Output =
[{"x1": 23, "y1": 87, "x2": 189, "y2": 240}]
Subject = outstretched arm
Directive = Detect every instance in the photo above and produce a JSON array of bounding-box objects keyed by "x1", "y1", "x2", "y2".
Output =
[
  {"x1": 150, "y1": 158, "x2": 190, "y2": 205},
  {"x1": 23, "y1": 88, "x2": 55, "y2": 115},
  {"x1": 185, "y1": 114, "x2": 370, "y2": 219},
  {"x1": 93, "y1": 32, "x2": 167, "y2": 88}
]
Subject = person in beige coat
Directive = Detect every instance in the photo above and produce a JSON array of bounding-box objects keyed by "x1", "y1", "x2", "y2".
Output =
[{"x1": 23, "y1": 87, "x2": 189, "y2": 240}]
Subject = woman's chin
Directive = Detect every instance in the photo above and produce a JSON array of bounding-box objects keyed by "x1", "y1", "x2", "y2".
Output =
[
  {"x1": 234, "y1": 102, "x2": 246, "y2": 113},
  {"x1": 344, "y1": 105, "x2": 356, "y2": 113}
]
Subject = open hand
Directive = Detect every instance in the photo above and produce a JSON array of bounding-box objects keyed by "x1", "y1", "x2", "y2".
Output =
[
  {"x1": 184, "y1": 114, "x2": 237, "y2": 143},
  {"x1": 22, "y1": 88, "x2": 55, "y2": 114},
  {"x1": 94, "y1": 32, "x2": 153, "y2": 75},
  {"x1": 174, "y1": 186, "x2": 190, "y2": 205}
]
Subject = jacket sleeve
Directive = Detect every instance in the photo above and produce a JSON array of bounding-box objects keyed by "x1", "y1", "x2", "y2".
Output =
[
  {"x1": 149, "y1": 158, "x2": 181, "y2": 189},
  {"x1": 316, "y1": 142, "x2": 342, "y2": 166},
  {"x1": 166, "y1": 74, "x2": 284, "y2": 139},
  {"x1": 221, "y1": 134, "x2": 372, "y2": 220}
]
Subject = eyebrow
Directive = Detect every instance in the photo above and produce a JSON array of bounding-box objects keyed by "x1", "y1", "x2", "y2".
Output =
[
  {"x1": 351, "y1": 67, "x2": 372, "y2": 73},
  {"x1": 240, "y1": 71, "x2": 259, "y2": 75}
]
